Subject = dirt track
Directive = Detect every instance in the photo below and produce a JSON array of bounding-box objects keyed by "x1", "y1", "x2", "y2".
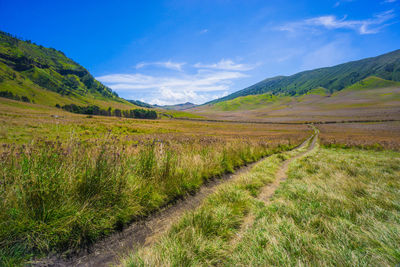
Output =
[
  {"x1": 231, "y1": 130, "x2": 318, "y2": 246},
  {"x1": 31, "y1": 132, "x2": 317, "y2": 267},
  {"x1": 30, "y1": 148, "x2": 296, "y2": 266},
  {"x1": 259, "y1": 130, "x2": 318, "y2": 202}
]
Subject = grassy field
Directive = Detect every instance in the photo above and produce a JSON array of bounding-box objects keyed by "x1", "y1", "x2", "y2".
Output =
[
  {"x1": 123, "y1": 134, "x2": 315, "y2": 266},
  {"x1": 319, "y1": 121, "x2": 400, "y2": 150},
  {"x1": 0, "y1": 98, "x2": 308, "y2": 144},
  {"x1": 0, "y1": 98, "x2": 310, "y2": 266},
  {"x1": 1, "y1": 95, "x2": 400, "y2": 266},
  {"x1": 124, "y1": 139, "x2": 400, "y2": 266}
]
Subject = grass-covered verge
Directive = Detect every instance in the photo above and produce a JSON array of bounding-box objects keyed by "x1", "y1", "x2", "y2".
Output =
[
  {"x1": 0, "y1": 136, "x2": 299, "y2": 266},
  {"x1": 122, "y1": 137, "x2": 313, "y2": 266},
  {"x1": 124, "y1": 144, "x2": 400, "y2": 267},
  {"x1": 227, "y1": 147, "x2": 400, "y2": 266}
]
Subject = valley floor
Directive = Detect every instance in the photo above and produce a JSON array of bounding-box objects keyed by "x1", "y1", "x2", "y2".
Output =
[
  {"x1": 123, "y1": 135, "x2": 400, "y2": 267},
  {"x1": 1, "y1": 97, "x2": 400, "y2": 266},
  {"x1": 191, "y1": 82, "x2": 400, "y2": 123}
]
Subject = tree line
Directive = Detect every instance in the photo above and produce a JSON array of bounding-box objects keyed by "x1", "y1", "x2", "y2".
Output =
[
  {"x1": 58, "y1": 104, "x2": 157, "y2": 119},
  {"x1": 0, "y1": 91, "x2": 32, "y2": 103}
]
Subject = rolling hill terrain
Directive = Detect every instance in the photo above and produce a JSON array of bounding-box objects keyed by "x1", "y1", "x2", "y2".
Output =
[
  {"x1": 207, "y1": 49, "x2": 400, "y2": 104},
  {"x1": 193, "y1": 50, "x2": 400, "y2": 122},
  {"x1": 154, "y1": 102, "x2": 197, "y2": 111}
]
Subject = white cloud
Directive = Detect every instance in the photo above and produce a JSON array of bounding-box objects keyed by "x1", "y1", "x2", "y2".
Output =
[
  {"x1": 97, "y1": 68, "x2": 248, "y2": 105},
  {"x1": 135, "y1": 60, "x2": 186, "y2": 71},
  {"x1": 383, "y1": 0, "x2": 397, "y2": 3},
  {"x1": 278, "y1": 10, "x2": 395, "y2": 34},
  {"x1": 194, "y1": 59, "x2": 254, "y2": 71},
  {"x1": 200, "y1": 29, "x2": 209, "y2": 34}
]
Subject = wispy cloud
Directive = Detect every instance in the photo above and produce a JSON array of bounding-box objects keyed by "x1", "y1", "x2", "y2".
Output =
[
  {"x1": 194, "y1": 59, "x2": 254, "y2": 71},
  {"x1": 135, "y1": 60, "x2": 186, "y2": 71},
  {"x1": 199, "y1": 29, "x2": 209, "y2": 34},
  {"x1": 334, "y1": 0, "x2": 355, "y2": 8},
  {"x1": 97, "y1": 68, "x2": 248, "y2": 105},
  {"x1": 278, "y1": 10, "x2": 395, "y2": 34},
  {"x1": 383, "y1": 0, "x2": 397, "y2": 3}
]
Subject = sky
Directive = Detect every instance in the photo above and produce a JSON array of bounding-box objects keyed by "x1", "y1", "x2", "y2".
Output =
[{"x1": 1, "y1": 0, "x2": 399, "y2": 105}]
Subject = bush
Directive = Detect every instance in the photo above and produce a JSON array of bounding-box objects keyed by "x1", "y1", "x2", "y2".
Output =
[
  {"x1": 61, "y1": 104, "x2": 158, "y2": 119},
  {"x1": 0, "y1": 91, "x2": 31, "y2": 103}
]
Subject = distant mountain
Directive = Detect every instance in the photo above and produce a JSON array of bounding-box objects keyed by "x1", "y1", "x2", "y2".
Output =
[
  {"x1": 193, "y1": 76, "x2": 400, "y2": 122},
  {"x1": 207, "y1": 49, "x2": 400, "y2": 104},
  {"x1": 127, "y1": 99, "x2": 153, "y2": 108},
  {"x1": 0, "y1": 31, "x2": 135, "y2": 109},
  {"x1": 155, "y1": 102, "x2": 197, "y2": 110}
]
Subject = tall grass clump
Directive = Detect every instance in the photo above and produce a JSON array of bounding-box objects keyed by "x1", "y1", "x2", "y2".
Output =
[{"x1": 0, "y1": 135, "x2": 299, "y2": 265}]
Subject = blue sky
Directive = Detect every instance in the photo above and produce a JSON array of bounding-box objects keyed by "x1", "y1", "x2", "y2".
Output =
[{"x1": 1, "y1": 0, "x2": 399, "y2": 105}]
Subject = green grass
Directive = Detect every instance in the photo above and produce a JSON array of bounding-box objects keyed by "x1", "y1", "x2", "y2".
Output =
[
  {"x1": 0, "y1": 31, "x2": 137, "y2": 110},
  {"x1": 124, "y1": 144, "x2": 400, "y2": 266},
  {"x1": 212, "y1": 87, "x2": 329, "y2": 112},
  {"x1": 304, "y1": 87, "x2": 329, "y2": 96},
  {"x1": 162, "y1": 110, "x2": 204, "y2": 119},
  {"x1": 213, "y1": 93, "x2": 289, "y2": 111},
  {"x1": 123, "y1": 137, "x2": 313, "y2": 266},
  {"x1": 208, "y1": 49, "x2": 400, "y2": 104},
  {"x1": 228, "y1": 147, "x2": 400, "y2": 266},
  {"x1": 340, "y1": 76, "x2": 400, "y2": 92},
  {"x1": 0, "y1": 133, "x2": 297, "y2": 266}
]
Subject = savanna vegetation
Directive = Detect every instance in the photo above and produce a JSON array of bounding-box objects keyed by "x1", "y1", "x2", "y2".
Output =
[
  {"x1": 123, "y1": 136, "x2": 316, "y2": 266},
  {"x1": 125, "y1": 137, "x2": 400, "y2": 266},
  {"x1": 319, "y1": 121, "x2": 400, "y2": 150},
  {"x1": 1, "y1": 29, "x2": 400, "y2": 267},
  {"x1": 226, "y1": 147, "x2": 400, "y2": 266},
  {"x1": 0, "y1": 97, "x2": 310, "y2": 266}
]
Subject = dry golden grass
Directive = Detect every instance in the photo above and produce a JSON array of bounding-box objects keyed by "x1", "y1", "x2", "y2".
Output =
[
  {"x1": 0, "y1": 97, "x2": 310, "y2": 144},
  {"x1": 0, "y1": 98, "x2": 311, "y2": 266},
  {"x1": 318, "y1": 121, "x2": 400, "y2": 150}
]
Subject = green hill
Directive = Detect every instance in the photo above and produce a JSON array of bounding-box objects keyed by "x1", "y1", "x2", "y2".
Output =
[
  {"x1": 339, "y1": 76, "x2": 400, "y2": 92},
  {"x1": 207, "y1": 49, "x2": 400, "y2": 104},
  {"x1": 193, "y1": 75, "x2": 400, "y2": 122},
  {"x1": 0, "y1": 31, "x2": 135, "y2": 109}
]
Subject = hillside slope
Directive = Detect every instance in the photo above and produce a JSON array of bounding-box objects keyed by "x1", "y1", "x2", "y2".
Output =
[
  {"x1": 193, "y1": 76, "x2": 400, "y2": 122},
  {"x1": 0, "y1": 31, "x2": 135, "y2": 109},
  {"x1": 207, "y1": 49, "x2": 400, "y2": 104}
]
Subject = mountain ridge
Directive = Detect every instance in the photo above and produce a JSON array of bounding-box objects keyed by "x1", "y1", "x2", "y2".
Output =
[
  {"x1": 154, "y1": 102, "x2": 197, "y2": 110},
  {"x1": 206, "y1": 49, "x2": 400, "y2": 105}
]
